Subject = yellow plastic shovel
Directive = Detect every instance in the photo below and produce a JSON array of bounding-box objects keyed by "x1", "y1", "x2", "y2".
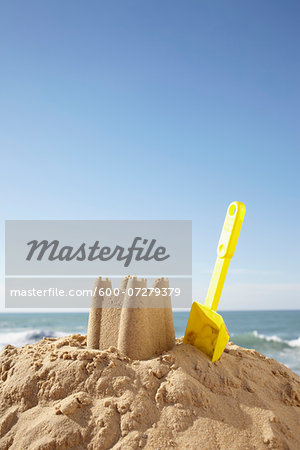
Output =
[{"x1": 183, "y1": 201, "x2": 246, "y2": 362}]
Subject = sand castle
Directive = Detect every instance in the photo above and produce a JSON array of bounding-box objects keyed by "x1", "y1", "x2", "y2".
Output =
[{"x1": 87, "y1": 276, "x2": 175, "y2": 359}]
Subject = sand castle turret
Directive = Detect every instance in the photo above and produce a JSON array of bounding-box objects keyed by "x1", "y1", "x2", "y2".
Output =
[{"x1": 87, "y1": 276, "x2": 175, "y2": 359}]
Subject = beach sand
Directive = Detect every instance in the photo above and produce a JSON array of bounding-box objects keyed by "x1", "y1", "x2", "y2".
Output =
[{"x1": 0, "y1": 335, "x2": 300, "y2": 449}]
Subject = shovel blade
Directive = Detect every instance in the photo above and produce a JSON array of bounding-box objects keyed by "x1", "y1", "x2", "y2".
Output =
[{"x1": 183, "y1": 302, "x2": 229, "y2": 362}]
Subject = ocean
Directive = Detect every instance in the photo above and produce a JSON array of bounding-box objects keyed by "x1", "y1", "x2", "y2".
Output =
[{"x1": 0, "y1": 310, "x2": 299, "y2": 375}]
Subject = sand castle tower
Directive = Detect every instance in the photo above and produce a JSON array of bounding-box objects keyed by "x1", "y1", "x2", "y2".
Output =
[{"x1": 87, "y1": 276, "x2": 175, "y2": 359}]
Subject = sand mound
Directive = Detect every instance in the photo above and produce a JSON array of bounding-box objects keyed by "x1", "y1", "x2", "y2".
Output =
[{"x1": 0, "y1": 336, "x2": 300, "y2": 450}]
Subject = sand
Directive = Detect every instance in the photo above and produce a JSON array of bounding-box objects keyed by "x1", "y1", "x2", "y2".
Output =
[
  {"x1": 0, "y1": 336, "x2": 300, "y2": 450},
  {"x1": 87, "y1": 277, "x2": 175, "y2": 360}
]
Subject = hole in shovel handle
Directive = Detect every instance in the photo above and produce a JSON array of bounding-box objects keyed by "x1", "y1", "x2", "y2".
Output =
[{"x1": 228, "y1": 204, "x2": 236, "y2": 216}]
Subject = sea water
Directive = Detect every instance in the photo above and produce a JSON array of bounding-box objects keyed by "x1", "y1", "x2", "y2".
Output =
[{"x1": 0, "y1": 311, "x2": 299, "y2": 375}]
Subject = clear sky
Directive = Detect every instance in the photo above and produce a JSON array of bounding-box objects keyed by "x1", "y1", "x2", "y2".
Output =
[{"x1": 0, "y1": 1, "x2": 299, "y2": 310}]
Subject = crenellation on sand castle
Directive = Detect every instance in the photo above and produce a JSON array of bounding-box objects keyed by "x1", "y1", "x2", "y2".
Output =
[{"x1": 87, "y1": 276, "x2": 175, "y2": 360}]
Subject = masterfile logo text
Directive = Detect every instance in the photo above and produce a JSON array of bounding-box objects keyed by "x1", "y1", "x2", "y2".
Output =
[
  {"x1": 5, "y1": 220, "x2": 192, "y2": 308},
  {"x1": 26, "y1": 237, "x2": 170, "y2": 267},
  {"x1": 6, "y1": 220, "x2": 191, "y2": 275}
]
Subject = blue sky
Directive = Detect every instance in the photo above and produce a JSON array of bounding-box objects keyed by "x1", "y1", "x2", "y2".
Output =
[{"x1": 0, "y1": 1, "x2": 299, "y2": 310}]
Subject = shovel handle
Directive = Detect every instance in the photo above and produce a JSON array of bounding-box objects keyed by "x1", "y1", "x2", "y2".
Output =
[{"x1": 204, "y1": 201, "x2": 246, "y2": 312}]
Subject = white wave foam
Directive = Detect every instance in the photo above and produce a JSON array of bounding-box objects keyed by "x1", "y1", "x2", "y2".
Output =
[
  {"x1": 0, "y1": 329, "x2": 68, "y2": 349},
  {"x1": 253, "y1": 330, "x2": 283, "y2": 342},
  {"x1": 252, "y1": 330, "x2": 300, "y2": 347},
  {"x1": 289, "y1": 337, "x2": 300, "y2": 348}
]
